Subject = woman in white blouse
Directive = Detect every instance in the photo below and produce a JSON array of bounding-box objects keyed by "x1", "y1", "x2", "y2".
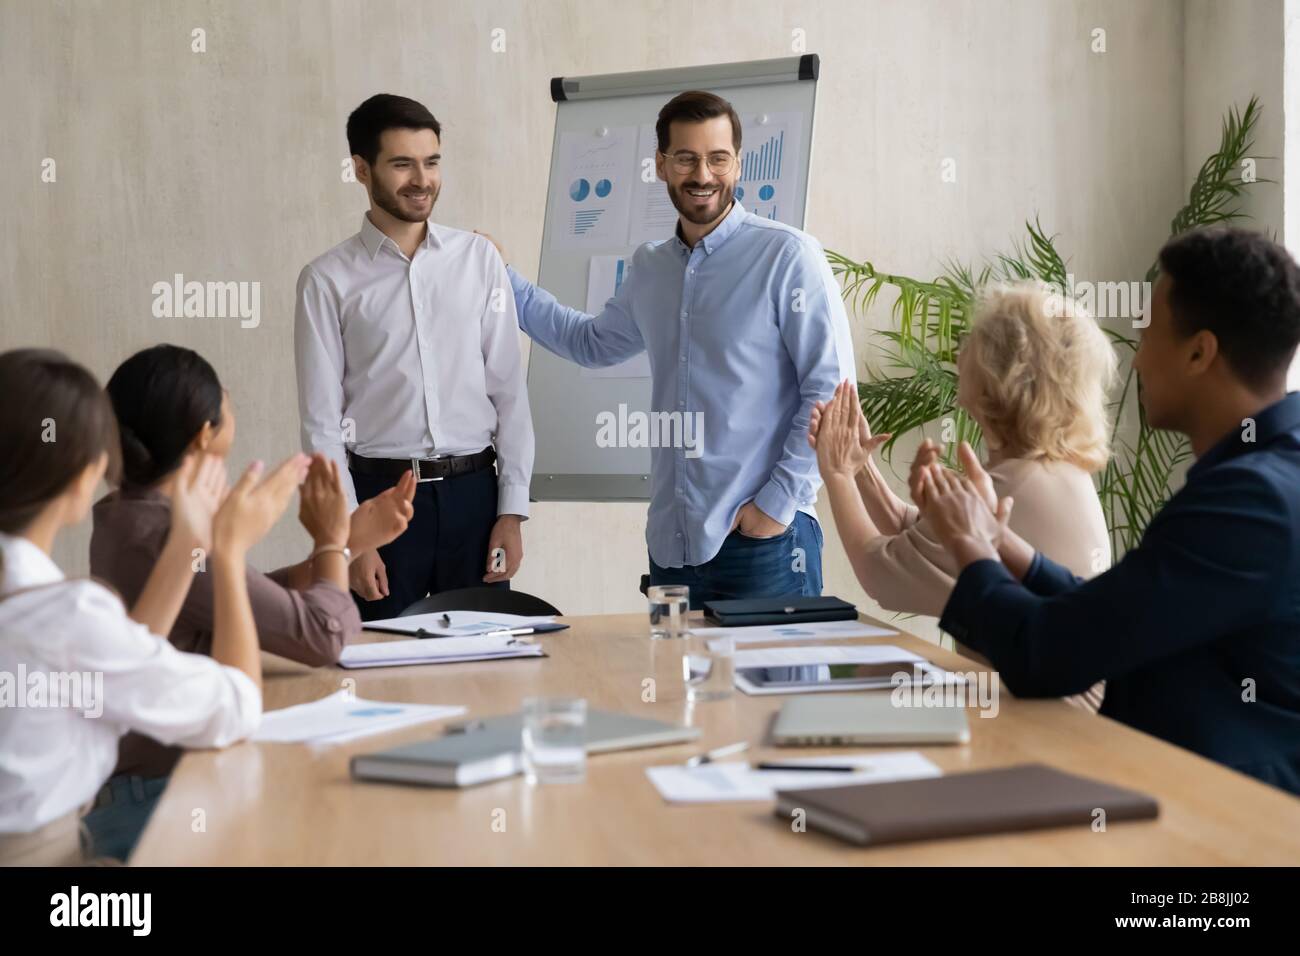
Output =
[
  {"x1": 811, "y1": 283, "x2": 1117, "y2": 711},
  {"x1": 0, "y1": 349, "x2": 309, "y2": 865}
]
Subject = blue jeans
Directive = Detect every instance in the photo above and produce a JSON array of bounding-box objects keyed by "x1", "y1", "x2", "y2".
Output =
[
  {"x1": 82, "y1": 774, "x2": 169, "y2": 863},
  {"x1": 647, "y1": 512, "x2": 823, "y2": 609}
]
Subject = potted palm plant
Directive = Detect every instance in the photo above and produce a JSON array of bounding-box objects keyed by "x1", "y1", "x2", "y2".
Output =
[{"x1": 827, "y1": 98, "x2": 1264, "y2": 556}]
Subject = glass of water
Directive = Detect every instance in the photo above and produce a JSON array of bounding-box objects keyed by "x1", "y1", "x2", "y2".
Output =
[
  {"x1": 521, "y1": 696, "x2": 587, "y2": 785},
  {"x1": 648, "y1": 584, "x2": 690, "y2": 639},
  {"x1": 683, "y1": 632, "x2": 735, "y2": 702}
]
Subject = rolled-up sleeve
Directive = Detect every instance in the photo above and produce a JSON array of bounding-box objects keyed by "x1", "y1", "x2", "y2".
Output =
[
  {"x1": 77, "y1": 584, "x2": 262, "y2": 748},
  {"x1": 755, "y1": 237, "x2": 851, "y2": 527}
]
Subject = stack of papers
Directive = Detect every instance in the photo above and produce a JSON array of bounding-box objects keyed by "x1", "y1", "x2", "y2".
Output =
[
  {"x1": 645, "y1": 752, "x2": 942, "y2": 803},
  {"x1": 365, "y1": 610, "x2": 559, "y2": 637},
  {"x1": 691, "y1": 619, "x2": 898, "y2": 646},
  {"x1": 253, "y1": 691, "x2": 466, "y2": 745},
  {"x1": 338, "y1": 634, "x2": 547, "y2": 669}
]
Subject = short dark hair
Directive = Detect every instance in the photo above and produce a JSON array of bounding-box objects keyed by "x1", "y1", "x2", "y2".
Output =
[
  {"x1": 655, "y1": 90, "x2": 741, "y2": 155},
  {"x1": 1158, "y1": 226, "x2": 1300, "y2": 384},
  {"x1": 346, "y1": 94, "x2": 442, "y2": 167},
  {"x1": 0, "y1": 349, "x2": 121, "y2": 535},
  {"x1": 106, "y1": 344, "x2": 224, "y2": 488}
]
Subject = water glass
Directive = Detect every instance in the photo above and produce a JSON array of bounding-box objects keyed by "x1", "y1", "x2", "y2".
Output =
[
  {"x1": 521, "y1": 696, "x2": 587, "y2": 784},
  {"x1": 683, "y1": 632, "x2": 735, "y2": 702},
  {"x1": 648, "y1": 584, "x2": 690, "y2": 639}
]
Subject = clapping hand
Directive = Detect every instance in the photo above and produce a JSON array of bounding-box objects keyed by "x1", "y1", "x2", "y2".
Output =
[
  {"x1": 168, "y1": 453, "x2": 228, "y2": 552},
  {"x1": 810, "y1": 379, "x2": 890, "y2": 479},
  {"x1": 213, "y1": 454, "x2": 311, "y2": 558},
  {"x1": 917, "y1": 458, "x2": 1013, "y2": 568},
  {"x1": 350, "y1": 471, "x2": 416, "y2": 554}
]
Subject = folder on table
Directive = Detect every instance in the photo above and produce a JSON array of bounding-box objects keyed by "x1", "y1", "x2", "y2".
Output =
[{"x1": 774, "y1": 763, "x2": 1158, "y2": 847}]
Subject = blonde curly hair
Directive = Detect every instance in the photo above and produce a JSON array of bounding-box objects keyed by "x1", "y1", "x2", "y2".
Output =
[{"x1": 960, "y1": 282, "x2": 1118, "y2": 472}]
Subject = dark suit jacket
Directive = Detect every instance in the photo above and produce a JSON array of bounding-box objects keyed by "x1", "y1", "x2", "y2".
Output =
[{"x1": 941, "y1": 393, "x2": 1300, "y2": 796}]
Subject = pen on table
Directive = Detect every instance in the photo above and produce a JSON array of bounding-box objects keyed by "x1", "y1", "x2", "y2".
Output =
[
  {"x1": 416, "y1": 626, "x2": 539, "y2": 640},
  {"x1": 755, "y1": 763, "x2": 858, "y2": 773},
  {"x1": 685, "y1": 741, "x2": 749, "y2": 768}
]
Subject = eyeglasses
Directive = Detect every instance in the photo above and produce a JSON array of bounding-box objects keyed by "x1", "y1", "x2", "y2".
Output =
[{"x1": 664, "y1": 150, "x2": 737, "y2": 175}]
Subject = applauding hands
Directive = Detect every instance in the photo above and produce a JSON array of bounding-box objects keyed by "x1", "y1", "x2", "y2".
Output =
[
  {"x1": 214, "y1": 454, "x2": 312, "y2": 558},
  {"x1": 913, "y1": 441, "x2": 1014, "y2": 568},
  {"x1": 167, "y1": 452, "x2": 229, "y2": 553}
]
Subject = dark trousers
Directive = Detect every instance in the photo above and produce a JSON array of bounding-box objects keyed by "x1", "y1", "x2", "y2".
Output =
[
  {"x1": 351, "y1": 466, "x2": 505, "y2": 621},
  {"x1": 648, "y1": 512, "x2": 824, "y2": 610}
]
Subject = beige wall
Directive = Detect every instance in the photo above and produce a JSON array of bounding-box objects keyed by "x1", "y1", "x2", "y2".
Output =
[{"x1": 2, "y1": 0, "x2": 1203, "y2": 641}]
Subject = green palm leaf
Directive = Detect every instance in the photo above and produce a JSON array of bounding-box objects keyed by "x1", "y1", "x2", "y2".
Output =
[{"x1": 829, "y1": 97, "x2": 1264, "y2": 557}]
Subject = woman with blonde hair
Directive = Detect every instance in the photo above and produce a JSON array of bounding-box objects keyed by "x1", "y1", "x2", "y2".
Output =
[{"x1": 811, "y1": 281, "x2": 1118, "y2": 710}]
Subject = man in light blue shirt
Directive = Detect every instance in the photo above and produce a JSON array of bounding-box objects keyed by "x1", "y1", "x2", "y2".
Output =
[{"x1": 505, "y1": 91, "x2": 855, "y2": 606}]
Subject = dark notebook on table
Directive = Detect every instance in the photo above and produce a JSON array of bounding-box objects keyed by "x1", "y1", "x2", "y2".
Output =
[
  {"x1": 702, "y1": 595, "x2": 857, "y2": 626},
  {"x1": 774, "y1": 763, "x2": 1159, "y2": 847}
]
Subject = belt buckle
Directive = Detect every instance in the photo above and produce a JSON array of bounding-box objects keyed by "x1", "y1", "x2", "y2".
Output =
[{"x1": 410, "y1": 457, "x2": 444, "y2": 483}]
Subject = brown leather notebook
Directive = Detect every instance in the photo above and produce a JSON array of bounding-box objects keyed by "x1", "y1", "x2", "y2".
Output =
[{"x1": 774, "y1": 763, "x2": 1159, "y2": 847}]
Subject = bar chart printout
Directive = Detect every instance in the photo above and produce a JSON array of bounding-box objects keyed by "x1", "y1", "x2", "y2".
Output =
[{"x1": 734, "y1": 113, "x2": 801, "y2": 223}]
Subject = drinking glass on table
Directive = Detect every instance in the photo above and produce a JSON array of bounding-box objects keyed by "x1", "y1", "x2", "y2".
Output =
[
  {"x1": 683, "y1": 632, "x2": 735, "y2": 702},
  {"x1": 648, "y1": 584, "x2": 690, "y2": 640},
  {"x1": 521, "y1": 696, "x2": 587, "y2": 785}
]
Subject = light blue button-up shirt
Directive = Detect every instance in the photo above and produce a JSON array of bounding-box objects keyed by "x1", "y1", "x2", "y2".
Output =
[{"x1": 508, "y1": 201, "x2": 855, "y2": 568}]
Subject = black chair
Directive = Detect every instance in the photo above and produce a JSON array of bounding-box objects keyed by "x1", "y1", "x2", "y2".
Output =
[{"x1": 398, "y1": 587, "x2": 561, "y2": 618}]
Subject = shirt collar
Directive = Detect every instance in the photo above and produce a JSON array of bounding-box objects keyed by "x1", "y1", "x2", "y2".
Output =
[
  {"x1": 1187, "y1": 391, "x2": 1300, "y2": 479},
  {"x1": 0, "y1": 532, "x2": 64, "y2": 595},
  {"x1": 358, "y1": 213, "x2": 441, "y2": 260},
  {"x1": 672, "y1": 200, "x2": 747, "y2": 256}
]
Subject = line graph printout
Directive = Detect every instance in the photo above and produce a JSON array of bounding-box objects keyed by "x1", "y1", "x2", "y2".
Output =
[{"x1": 549, "y1": 126, "x2": 636, "y2": 249}]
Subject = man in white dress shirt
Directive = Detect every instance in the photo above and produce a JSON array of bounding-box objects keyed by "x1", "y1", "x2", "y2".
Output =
[{"x1": 295, "y1": 94, "x2": 534, "y2": 620}]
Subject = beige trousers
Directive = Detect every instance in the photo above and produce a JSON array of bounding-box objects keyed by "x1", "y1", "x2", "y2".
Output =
[{"x1": 0, "y1": 811, "x2": 85, "y2": 866}]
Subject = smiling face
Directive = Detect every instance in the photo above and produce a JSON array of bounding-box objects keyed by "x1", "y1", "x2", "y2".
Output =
[
  {"x1": 358, "y1": 127, "x2": 441, "y2": 223},
  {"x1": 655, "y1": 115, "x2": 739, "y2": 228}
]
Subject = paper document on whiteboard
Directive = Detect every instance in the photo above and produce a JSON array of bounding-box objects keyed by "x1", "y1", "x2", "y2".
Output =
[{"x1": 581, "y1": 254, "x2": 650, "y2": 378}]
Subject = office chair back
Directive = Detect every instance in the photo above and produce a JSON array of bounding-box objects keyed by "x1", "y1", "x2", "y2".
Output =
[{"x1": 399, "y1": 587, "x2": 561, "y2": 618}]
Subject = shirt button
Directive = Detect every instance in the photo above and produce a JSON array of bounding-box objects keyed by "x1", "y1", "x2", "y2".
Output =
[
  {"x1": 680, "y1": 311, "x2": 687, "y2": 318},
  {"x1": 676, "y1": 532, "x2": 682, "y2": 538},
  {"x1": 328, "y1": 618, "x2": 341, "y2": 632}
]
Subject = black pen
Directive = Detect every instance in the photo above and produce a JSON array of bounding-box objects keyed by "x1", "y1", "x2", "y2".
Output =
[{"x1": 755, "y1": 763, "x2": 858, "y2": 773}]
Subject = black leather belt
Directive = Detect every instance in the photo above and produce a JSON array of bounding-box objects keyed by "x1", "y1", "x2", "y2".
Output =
[{"x1": 348, "y1": 447, "x2": 496, "y2": 483}]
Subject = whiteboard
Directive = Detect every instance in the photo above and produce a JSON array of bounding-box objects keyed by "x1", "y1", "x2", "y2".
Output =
[{"x1": 527, "y1": 56, "x2": 820, "y2": 501}]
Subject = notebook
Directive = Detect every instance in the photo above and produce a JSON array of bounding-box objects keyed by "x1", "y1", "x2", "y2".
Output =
[
  {"x1": 771, "y1": 693, "x2": 970, "y2": 745},
  {"x1": 363, "y1": 610, "x2": 568, "y2": 638},
  {"x1": 702, "y1": 595, "x2": 858, "y2": 626},
  {"x1": 338, "y1": 634, "x2": 546, "y2": 669},
  {"x1": 774, "y1": 763, "x2": 1159, "y2": 846},
  {"x1": 351, "y1": 709, "x2": 701, "y2": 788}
]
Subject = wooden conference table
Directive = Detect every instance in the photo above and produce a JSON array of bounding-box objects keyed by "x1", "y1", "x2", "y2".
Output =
[{"x1": 131, "y1": 613, "x2": 1300, "y2": 865}]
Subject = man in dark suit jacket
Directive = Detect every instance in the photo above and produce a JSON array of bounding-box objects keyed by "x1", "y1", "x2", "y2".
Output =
[{"x1": 921, "y1": 226, "x2": 1300, "y2": 796}]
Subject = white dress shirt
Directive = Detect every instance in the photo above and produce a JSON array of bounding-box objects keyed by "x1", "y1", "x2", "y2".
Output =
[
  {"x1": 0, "y1": 533, "x2": 261, "y2": 834},
  {"x1": 294, "y1": 214, "x2": 534, "y2": 514}
]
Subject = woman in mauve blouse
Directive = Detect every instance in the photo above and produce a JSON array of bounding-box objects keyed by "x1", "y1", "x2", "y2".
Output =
[{"x1": 86, "y1": 345, "x2": 414, "y2": 859}]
